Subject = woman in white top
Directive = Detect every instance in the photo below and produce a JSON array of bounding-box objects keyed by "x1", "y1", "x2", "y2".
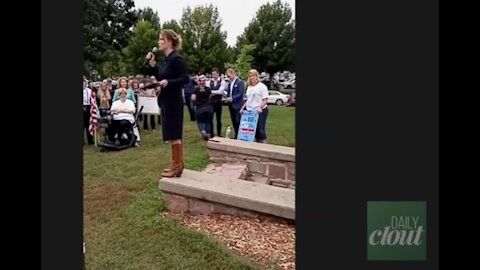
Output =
[
  {"x1": 112, "y1": 78, "x2": 141, "y2": 144},
  {"x1": 239, "y1": 69, "x2": 269, "y2": 143},
  {"x1": 109, "y1": 88, "x2": 136, "y2": 141}
]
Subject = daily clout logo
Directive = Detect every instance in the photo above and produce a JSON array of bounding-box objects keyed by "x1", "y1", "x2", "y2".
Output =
[{"x1": 367, "y1": 201, "x2": 426, "y2": 261}]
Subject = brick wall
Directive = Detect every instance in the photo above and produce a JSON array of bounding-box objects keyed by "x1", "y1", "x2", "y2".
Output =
[
  {"x1": 164, "y1": 193, "x2": 294, "y2": 223},
  {"x1": 207, "y1": 148, "x2": 295, "y2": 189}
]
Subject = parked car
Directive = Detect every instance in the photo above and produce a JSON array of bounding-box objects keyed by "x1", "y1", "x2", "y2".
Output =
[
  {"x1": 267, "y1": 90, "x2": 289, "y2": 106},
  {"x1": 260, "y1": 77, "x2": 281, "y2": 90},
  {"x1": 280, "y1": 78, "x2": 295, "y2": 89},
  {"x1": 286, "y1": 93, "x2": 296, "y2": 107}
]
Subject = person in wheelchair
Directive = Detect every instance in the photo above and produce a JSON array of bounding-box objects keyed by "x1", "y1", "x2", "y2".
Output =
[{"x1": 107, "y1": 88, "x2": 136, "y2": 143}]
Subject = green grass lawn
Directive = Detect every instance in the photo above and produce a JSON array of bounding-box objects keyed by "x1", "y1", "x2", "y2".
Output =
[{"x1": 84, "y1": 106, "x2": 295, "y2": 270}]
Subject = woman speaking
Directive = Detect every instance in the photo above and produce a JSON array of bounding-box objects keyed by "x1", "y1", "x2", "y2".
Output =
[{"x1": 145, "y1": 29, "x2": 189, "y2": 178}]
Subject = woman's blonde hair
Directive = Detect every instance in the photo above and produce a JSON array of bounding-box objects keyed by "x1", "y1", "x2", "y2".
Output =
[
  {"x1": 161, "y1": 29, "x2": 183, "y2": 50},
  {"x1": 118, "y1": 76, "x2": 129, "y2": 87},
  {"x1": 117, "y1": 88, "x2": 128, "y2": 96},
  {"x1": 247, "y1": 69, "x2": 260, "y2": 86}
]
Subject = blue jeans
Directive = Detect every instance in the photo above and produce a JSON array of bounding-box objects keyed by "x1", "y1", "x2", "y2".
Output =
[
  {"x1": 255, "y1": 107, "x2": 269, "y2": 141},
  {"x1": 195, "y1": 105, "x2": 213, "y2": 135}
]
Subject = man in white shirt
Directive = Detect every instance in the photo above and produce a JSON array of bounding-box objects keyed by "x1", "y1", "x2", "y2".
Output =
[
  {"x1": 83, "y1": 79, "x2": 94, "y2": 145},
  {"x1": 209, "y1": 67, "x2": 228, "y2": 137}
]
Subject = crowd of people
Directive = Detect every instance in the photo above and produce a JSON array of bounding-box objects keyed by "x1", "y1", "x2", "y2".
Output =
[
  {"x1": 83, "y1": 29, "x2": 271, "y2": 178},
  {"x1": 83, "y1": 75, "x2": 159, "y2": 146},
  {"x1": 184, "y1": 68, "x2": 269, "y2": 143}
]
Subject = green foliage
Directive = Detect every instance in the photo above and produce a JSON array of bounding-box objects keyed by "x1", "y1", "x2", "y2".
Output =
[
  {"x1": 236, "y1": 0, "x2": 295, "y2": 75},
  {"x1": 137, "y1": 7, "x2": 161, "y2": 30},
  {"x1": 161, "y1": 19, "x2": 182, "y2": 35},
  {"x1": 122, "y1": 20, "x2": 161, "y2": 75},
  {"x1": 83, "y1": 0, "x2": 138, "y2": 78},
  {"x1": 224, "y1": 44, "x2": 256, "y2": 80},
  {"x1": 180, "y1": 5, "x2": 229, "y2": 74}
]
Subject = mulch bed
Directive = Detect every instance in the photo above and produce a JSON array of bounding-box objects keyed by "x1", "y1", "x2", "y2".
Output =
[{"x1": 162, "y1": 211, "x2": 295, "y2": 270}]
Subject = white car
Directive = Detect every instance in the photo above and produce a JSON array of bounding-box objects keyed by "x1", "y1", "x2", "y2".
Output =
[
  {"x1": 267, "y1": 90, "x2": 290, "y2": 106},
  {"x1": 280, "y1": 78, "x2": 295, "y2": 89}
]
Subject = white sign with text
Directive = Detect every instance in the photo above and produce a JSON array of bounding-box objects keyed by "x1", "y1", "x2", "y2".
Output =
[{"x1": 138, "y1": 96, "x2": 160, "y2": 115}]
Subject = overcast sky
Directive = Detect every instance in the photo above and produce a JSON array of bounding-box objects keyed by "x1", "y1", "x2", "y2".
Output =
[{"x1": 134, "y1": 0, "x2": 295, "y2": 47}]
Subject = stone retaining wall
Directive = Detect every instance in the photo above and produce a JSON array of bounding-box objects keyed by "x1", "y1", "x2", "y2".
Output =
[
  {"x1": 207, "y1": 137, "x2": 295, "y2": 189},
  {"x1": 164, "y1": 193, "x2": 294, "y2": 224}
]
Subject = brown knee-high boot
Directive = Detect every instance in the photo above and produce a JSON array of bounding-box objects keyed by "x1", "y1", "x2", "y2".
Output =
[
  {"x1": 161, "y1": 143, "x2": 184, "y2": 178},
  {"x1": 163, "y1": 148, "x2": 174, "y2": 173},
  {"x1": 162, "y1": 144, "x2": 184, "y2": 173},
  {"x1": 163, "y1": 144, "x2": 175, "y2": 172}
]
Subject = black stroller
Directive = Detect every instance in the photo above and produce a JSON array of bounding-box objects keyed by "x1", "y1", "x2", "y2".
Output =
[{"x1": 98, "y1": 106, "x2": 143, "y2": 152}]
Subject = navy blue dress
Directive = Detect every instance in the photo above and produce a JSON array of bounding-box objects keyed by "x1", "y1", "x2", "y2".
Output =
[{"x1": 149, "y1": 51, "x2": 189, "y2": 141}]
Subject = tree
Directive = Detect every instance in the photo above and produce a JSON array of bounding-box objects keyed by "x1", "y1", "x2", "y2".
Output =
[
  {"x1": 83, "y1": 0, "x2": 138, "y2": 77},
  {"x1": 122, "y1": 20, "x2": 160, "y2": 75},
  {"x1": 99, "y1": 49, "x2": 124, "y2": 77},
  {"x1": 225, "y1": 44, "x2": 257, "y2": 81},
  {"x1": 137, "y1": 7, "x2": 160, "y2": 30},
  {"x1": 224, "y1": 46, "x2": 236, "y2": 71},
  {"x1": 236, "y1": 0, "x2": 295, "y2": 76},
  {"x1": 161, "y1": 19, "x2": 182, "y2": 35},
  {"x1": 179, "y1": 5, "x2": 229, "y2": 74},
  {"x1": 102, "y1": 57, "x2": 123, "y2": 78}
]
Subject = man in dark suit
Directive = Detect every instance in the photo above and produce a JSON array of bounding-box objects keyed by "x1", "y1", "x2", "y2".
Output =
[{"x1": 225, "y1": 68, "x2": 245, "y2": 137}]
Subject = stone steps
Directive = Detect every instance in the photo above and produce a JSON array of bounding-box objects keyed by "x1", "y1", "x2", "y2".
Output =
[
  {"x1": 159, "y1": 169, "x2": 295, "y2": 220},
  {"x1": 202, "y1": 163, "x2": 250, "y2": 180}
]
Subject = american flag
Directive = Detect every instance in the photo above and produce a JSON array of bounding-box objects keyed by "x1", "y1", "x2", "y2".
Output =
[{"x1": 89, "y1": 91, "x2": 100, "y2": 136}]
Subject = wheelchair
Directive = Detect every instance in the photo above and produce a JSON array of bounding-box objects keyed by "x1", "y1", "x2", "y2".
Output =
[{"x1": 98, "y1": 106, "x2": 143, "y2": 152}]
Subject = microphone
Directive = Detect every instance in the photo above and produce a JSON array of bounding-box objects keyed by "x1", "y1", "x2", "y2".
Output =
[{"x1": 144, "y1": 47, "x2": 158, "y2": 66}]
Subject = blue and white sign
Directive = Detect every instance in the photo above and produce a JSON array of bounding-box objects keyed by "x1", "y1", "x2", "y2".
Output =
[{"x1": 237, "y1": 110, "x2": 258, "y2": 142}]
